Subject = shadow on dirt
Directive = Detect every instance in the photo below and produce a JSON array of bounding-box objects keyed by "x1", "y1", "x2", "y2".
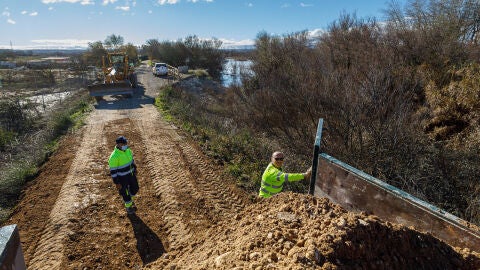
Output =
[
  {"x1": 127, "y1": 213, "x2": 166, "y2": 265},
  {"x1": 94, "y1": 83, "x2": 155, "y2": 110}
]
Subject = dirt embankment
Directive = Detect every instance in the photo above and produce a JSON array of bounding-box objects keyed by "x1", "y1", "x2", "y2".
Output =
[
  {"x1": 157, "y1": 193, "x2": 480, "y2": 269},
  {"x1": 3, "y1": 65, "x2": 480, "y2": 270}
]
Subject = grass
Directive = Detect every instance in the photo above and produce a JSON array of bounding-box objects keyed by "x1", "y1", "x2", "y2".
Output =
[
  {"x1": 0, "y1": 128, "x2": 14, "y2": 150},
  {"x1": 154, "y1": 83, "x2": 270, "y2": 194},
  {"x1": 188, "y1": 69, "x2": 210, "y2": 79},
  {"x1": 0, "y1": 93, "x2": 92, "y2": 223}
]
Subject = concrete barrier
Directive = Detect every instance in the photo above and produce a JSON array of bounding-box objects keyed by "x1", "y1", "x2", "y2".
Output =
[{"x1": 0, "y1": 224, "x2": 26, "y2": 270}]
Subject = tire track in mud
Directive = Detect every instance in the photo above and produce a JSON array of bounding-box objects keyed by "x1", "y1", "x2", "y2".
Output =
[
  {"x1": 11, "y1": 65, "x2": 252, "y2": 269},
  {"x1": 138, "y1": 117, "x2": 198, "y2": 251},
  {"x1": 60, "y1": 117, "x2": 168, "y2": 269},
  {"x1": 136, "y1": 107, "x2": 251, "y2": 253},
  {"x1": 28, "y1": 122, "x2": 106, "y2": 270},
  {"x1": 177, "y1": 142, "x2": 248, "y2": 215}
]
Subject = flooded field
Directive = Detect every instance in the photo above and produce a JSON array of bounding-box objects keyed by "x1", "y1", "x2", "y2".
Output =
[{"x1": 221, "y1": 58, "x2": 253, "y2": 87}]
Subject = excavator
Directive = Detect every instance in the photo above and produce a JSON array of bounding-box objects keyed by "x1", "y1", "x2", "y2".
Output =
[{"x1": 87, "y1": 52, "x2": 137, "y2": 98}]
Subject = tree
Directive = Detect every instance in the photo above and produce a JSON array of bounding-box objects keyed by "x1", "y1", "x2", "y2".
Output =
[
  {"x1": 121, "y1": 43, "x2": 139, "y2": 64},
  {"x1": 104, "y1": 34, "x2": 124, "y2": 51},
  {"x1": 83, "y1": 41, "x2": 107, "y2": 66},
  {"x1": 143, "y1": 39, "x2": 161, "y2": 60},
  {"x1": 141, "y1": 36, "x2": 224, "y2": 77}
]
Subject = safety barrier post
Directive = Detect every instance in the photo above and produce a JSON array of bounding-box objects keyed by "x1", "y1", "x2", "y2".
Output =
[{"x1": 309, "y1": 118, "x2": 323, "y2": 195}]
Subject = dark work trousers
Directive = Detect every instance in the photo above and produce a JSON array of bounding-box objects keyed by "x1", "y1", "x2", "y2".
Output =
[{"x1": 118, "y1": 175, "x2": 139, "y2": 203}]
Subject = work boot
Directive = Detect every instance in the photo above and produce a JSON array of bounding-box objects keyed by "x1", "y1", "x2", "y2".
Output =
[{"x1": 126, "y1": 206, "x2": 136, "y2": 215}]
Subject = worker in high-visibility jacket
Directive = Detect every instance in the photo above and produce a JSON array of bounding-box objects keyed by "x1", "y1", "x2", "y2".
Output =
[
  {"x1": 259, "y1": 151, "x2": 312, "y2": 198},
  {"x1": 108, "y1": 136, "x2": 139, "y2": 214}
]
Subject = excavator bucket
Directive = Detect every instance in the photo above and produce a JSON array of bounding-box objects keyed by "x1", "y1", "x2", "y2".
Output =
[{"x1": 88, "y1": 80, "x2": 134, "y2": 97}]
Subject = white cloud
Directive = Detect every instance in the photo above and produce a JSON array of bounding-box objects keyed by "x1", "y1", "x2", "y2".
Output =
[
  {"x1": 31, "y1": 39, "x2": 92, "y2": 48},
  {"x1": 148, "y1": 10, "x2": 152, "y2": 14},
  {"x1": 41, "y1": 0, "x2": 94, "y2": 5},
  {"x1": 220, "y1": 38, "x2": 255, "y2": 49},
  {"x1": 158, "y1": 0, "x2": 179, "y2": 4},
  {"x1": 48, "y1": 7, "x2": 54, "y2": 10},
  {"x1": 0, "y1": 39, "x2": 93, "y2": 50},
  {"x1": 132, "y1": 1, "x2": 136, "y2": 7},
  {"x1": 281, "y1": 3, "x2": 290, "y2": 8},
  {"x1": 115, "y1": 6, "x2": 130, "y2": 11},
  {"x1": 308, "y1": 28, "x2": 324, "y2": 38},
  {"x1": 247, "y1": 3, "x2": 253, "y2": 7},
  {"x1": 2, "y1": 8, "x2": 16, "y2": 25},
  {"x1": 21, "y1": 11, "x2": 28, "y2": 15},
  {"x1": 300, "y1": 3, "x2": 313, "y2": 7},
  {"x1": 159, "y1": 0, "x2": 212, "y2": 4},
  {"x1": 102, "y1": 0, "x2": 117, "y2": 5},
  {"x1": 30, "y1": 12, "x2": 38, "y2": 16}
]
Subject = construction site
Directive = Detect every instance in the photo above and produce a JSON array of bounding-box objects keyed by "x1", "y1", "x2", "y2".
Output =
[{"x1": 0, "y1": 62, "x2": 478, "y2": 270}]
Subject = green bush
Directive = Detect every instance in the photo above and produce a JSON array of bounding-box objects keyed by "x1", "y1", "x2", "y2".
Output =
[
  {"x1": 0, "y1": 93, "x2": 91, "y2": 224},
  {"x1": 0, "y1": 161, "x2": 37, "y2": 222},
  {"x1": 0, "y1": 128, "x2": 14, "y2": 150},
  {"x1": 48, "y1": 99, "x2": 90, "y2": 138},
  {"x1": 0, "y1": 98, "x2": 34, "y2": 134},
  {"x1": 155, "y1": 83, "x2": 275, "y2": 194}
]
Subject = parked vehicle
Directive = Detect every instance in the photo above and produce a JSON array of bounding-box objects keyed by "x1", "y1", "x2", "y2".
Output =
[{"x1": 153, "y1": 62, "x2": 168, "y2": 76}]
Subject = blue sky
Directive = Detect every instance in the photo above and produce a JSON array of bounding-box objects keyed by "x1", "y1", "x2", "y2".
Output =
[{"x1": 0, "y1": 0, "x2": 407, "y2": 49}]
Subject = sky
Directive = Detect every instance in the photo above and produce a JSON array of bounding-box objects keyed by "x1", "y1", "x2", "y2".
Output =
[{"x1": 0, "y1": 0, "x2": 408, "y2": 50}]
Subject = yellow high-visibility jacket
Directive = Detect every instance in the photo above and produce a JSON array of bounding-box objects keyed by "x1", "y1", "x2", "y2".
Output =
[
  {"x1": 108, "y1": 147, "x2": 136, "y2": 184},
  {"x1": 258, "y1": 163, "x2": 304, "y2": 198}
]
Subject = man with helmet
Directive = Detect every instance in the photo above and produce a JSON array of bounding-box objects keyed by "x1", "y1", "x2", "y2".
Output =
[
  {"x1": 259, "y1": 151, "x2": 312, "y2": 198},
  {"x1": 108, "y1": 136, "x2": 139, "y2": 214}
]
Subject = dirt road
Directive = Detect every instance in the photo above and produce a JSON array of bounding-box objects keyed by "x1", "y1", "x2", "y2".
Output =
[
  {"x1": 4, "y1": 64, "x2": 480, "y2": 269},
  {"x1": 6, "y1": 64, "x2": 251, "y2": 269}
]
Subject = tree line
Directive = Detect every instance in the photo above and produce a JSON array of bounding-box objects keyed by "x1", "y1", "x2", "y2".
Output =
[
  {"x1": 225, "y1": 0, "x2": 480, "y2": 224},
  {"x1": 81, "y1": 34, "x2": 224, "y2": 78},
  {"x1": 142, "y1": 35, "x2": 224, "y2": 78}
]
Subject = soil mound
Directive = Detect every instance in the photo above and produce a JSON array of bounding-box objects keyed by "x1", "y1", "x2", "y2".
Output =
[{"x1": 158, "y1": 193, "x2": 480, "y2": 270}]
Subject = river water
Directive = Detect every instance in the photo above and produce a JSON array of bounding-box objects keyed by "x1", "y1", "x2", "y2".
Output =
[{"x1": 221, "y1": 58, "x2": 253, "y2": 87}]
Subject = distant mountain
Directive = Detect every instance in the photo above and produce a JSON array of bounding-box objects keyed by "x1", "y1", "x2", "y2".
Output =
[{"x1": 0, "y1": 48, "x2": 86, "y2": 56}]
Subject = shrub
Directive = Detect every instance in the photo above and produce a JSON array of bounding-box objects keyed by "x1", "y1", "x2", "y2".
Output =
[
  {"x1": 0, "y1": 128, "x2": 14, "y2": 150},
  {"x1": 0, "y1": 99, "x2": 34, "y2": 134},
  {"x1": 143, "y1": 35, "x2": 224, "y2": 79},
  {"x1": 0, "y1": 93, "x2": 91, "y2": 223}
]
